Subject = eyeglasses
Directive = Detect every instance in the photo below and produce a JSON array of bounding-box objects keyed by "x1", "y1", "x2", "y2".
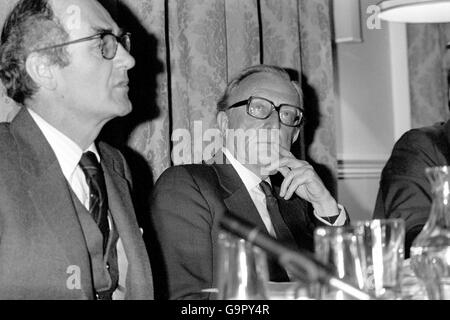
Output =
[
  {"x1": 32, "y1": 31, "x2": 131, "y2": 60},
  {"x1": 227, "y1": 96, "x2": 304, "y2": 127}
]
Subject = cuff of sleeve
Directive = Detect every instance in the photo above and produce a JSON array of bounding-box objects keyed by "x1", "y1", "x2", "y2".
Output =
[{"x1": 314, "y1": 204, "x2": 347, "y2": 226}]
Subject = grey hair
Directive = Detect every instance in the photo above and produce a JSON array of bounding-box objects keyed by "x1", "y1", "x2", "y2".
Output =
[{"x1": 0, "y1": 0, "x2": 70, "y2": 105}]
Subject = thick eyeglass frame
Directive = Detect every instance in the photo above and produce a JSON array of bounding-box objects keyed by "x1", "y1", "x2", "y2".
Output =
[
  {"x1": 31, "y1": 31, "x2": 131, "y2": 60},
  {"x1": 227, "y1": 96, "x2": 304, "y2": 127}
]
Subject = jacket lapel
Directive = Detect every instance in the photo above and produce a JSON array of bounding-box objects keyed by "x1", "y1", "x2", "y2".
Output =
[
  {"x1": 12, "y1": 108, "x2": 92, "y2": 299},
  {"x1": 442, "y1": 120, "x2": 450, "y2": 163},
  {"x1": 211, "y1": 152, "x2": 304, "y2": 251},
  {"x1": 99, "y1": 146, "x2": 154, "y2": 300},
  {"x1": 209, "y1": 153, "x2": 294, "y2": 281},
  {"x1": 208, "y1": 152, "x2": 269, "y2": 234}
]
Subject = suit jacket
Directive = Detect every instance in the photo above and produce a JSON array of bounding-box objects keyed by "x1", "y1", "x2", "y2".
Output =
[
  {"x1": 0, "y1": 108, "x2": 154, "y2": 299},
  {"x1": 373, "y1": 120, "x2": 450, "y2": 257},
  {"x1": 151, "y1": 152, "x2": 332, "y2": 300}
]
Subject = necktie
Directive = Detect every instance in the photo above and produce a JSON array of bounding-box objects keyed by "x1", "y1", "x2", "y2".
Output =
[
  {"x1": 259, "y1": 180, "x2": 294, "y2": 244},
  {"x1": 79, "y1": 151, "x2": 110, "y2": 252},
  {"x1": 259, "y1": 180, "x2": 294, "y2": 281}
]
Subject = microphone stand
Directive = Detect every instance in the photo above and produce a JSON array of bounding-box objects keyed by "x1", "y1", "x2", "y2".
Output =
[{"x1": 221, "y1": 214, "x2": 373, "y2": 300}]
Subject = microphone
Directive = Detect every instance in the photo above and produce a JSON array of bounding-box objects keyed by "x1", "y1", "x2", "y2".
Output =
[{"x1": 219, "y1": 212, "x2": 373, "y2": 300}]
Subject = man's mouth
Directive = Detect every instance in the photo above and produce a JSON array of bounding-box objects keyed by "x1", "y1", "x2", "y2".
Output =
[{"x1": 115, "y1": 80, "x2": 129, "y2": 88}]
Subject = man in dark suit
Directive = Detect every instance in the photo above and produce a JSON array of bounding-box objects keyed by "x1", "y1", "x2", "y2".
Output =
[
  {"x1": 373, "y1": 120, "x2": 450, "y2": 258},
  {"x1": 151, "y1": 64, "x2": 348, "y2": 299},
  {"x1": 0, "y1": 0, "x2": 153, "y2": 299}
]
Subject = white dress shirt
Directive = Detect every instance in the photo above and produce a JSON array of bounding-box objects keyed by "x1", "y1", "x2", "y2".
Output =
[
  {"x1": 28, "y1": 108, "x2": 127, "y2": 299},
  {"x1": 222, "y1": 147, "x2": 346, "y2": 235}
]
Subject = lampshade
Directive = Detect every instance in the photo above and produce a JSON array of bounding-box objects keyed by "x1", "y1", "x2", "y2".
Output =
[{"x1": 378, "y1": 0, "x2": 450, "y2": 23}]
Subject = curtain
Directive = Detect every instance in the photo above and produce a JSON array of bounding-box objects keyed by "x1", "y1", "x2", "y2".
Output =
[
  {"x1": 0, "y1": 0, "x2": 338, "y2": 194},
  {"x1": 407, "y1": 23, "x2": 450, "y2": 128},
  {"x1": 0, "y1": 1, "x2": 20, "y2": 122}
]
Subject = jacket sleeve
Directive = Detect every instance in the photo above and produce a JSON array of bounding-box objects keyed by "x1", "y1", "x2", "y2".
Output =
[
  {"x1": 151, "y1": 166, "x2": 215, "y2": 300},
  {"x1": 373, "y1": 127, "x2": 447, "y2": 256}
]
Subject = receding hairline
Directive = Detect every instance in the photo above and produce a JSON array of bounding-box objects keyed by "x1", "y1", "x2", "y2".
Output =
[{"x1": 217, "y1": 65, "x2": 302, "y2": 112}]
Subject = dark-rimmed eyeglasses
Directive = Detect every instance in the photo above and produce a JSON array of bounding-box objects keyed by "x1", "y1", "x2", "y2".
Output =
[
  {"x1": 32, "y1": 31, "x2": 131, "y2": 60},
  {"x1": 227, "y1": 96, "x2": 303, "y2": 127}
]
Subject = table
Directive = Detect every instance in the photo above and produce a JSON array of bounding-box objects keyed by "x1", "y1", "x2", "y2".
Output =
[
  {"x1": 400, "y1": 259, "x2": 428, "y2": 300},
  {"x1": 266, "y1": 259, "x2": 429, "y2": 300}
]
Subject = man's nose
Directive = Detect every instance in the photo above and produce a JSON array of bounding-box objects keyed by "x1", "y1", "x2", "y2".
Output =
[{"x1": 115, "y1": 44, "x2": 136, "y2": 70}]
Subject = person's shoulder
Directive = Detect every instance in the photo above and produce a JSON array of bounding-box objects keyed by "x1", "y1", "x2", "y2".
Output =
[
  {"x1": 157, "y1": 163, "x2": 213, "y2": 182},
  {"x1": 96, "y1": 141, "x2": 132, "y2": 180},
  {"x1": 0, "y1": 121, "x2": 12, "y2": 139},
  {"x1": 97, "y1": 140, "x2": 123, "y2": 160},
  {"x1": 381, "y1": 121, "x2": 449, "y2": 178},
  {"x1": 0, "y1": 121, "x2": 15, "y2": 152},
  {"x1": 395, "y1": 121, "x2": 447, "y2": 150},
  {"x1": 155, "y1": 163, "x2": 222, "y2": 194},
  {"x1": 410, "y1": 121, "x2": 446, "y2": 136}
]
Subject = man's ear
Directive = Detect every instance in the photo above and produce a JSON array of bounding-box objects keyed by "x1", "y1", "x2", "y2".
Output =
[
  {"x1": 25, "y1": 52, "x2": 56, "y2": 90},
  {"x1": 292, "y1": 127, "x2": 300, "y2": 144},
  {"x1": 217, "y1": 111, "x2": 229, "y2": 135}
]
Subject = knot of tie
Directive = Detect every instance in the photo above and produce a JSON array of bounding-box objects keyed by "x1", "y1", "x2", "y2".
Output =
[
  {"x1": 259, "y1": 180, "x2": 275, "y2": 198},
  {"x1": 79, "y1": 151, "x2": 102, "y2": 179}
]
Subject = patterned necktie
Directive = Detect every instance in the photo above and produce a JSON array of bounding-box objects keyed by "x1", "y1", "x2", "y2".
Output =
[{"x1": 79, "y1": 151, "x2": 110, "y2": 252}]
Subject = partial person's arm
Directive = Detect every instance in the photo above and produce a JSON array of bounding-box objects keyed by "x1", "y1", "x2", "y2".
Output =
[{"x1": 373, "y1": 127, "x2": 447, "y2": 256}]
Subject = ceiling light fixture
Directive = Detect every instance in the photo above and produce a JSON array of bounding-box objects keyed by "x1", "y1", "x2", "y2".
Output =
[{"x1": 378, "y1": 0, "x2": 450, "y2": 23}]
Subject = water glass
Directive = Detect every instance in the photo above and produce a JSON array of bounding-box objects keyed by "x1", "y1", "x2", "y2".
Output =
[
  {"x1": 216, "y1": 232, "x2": 269, "y2": 300},
  {"x1": 354, "y1": 219, "x2": 405, "y2": 299},
  {"x1": 314, "y1": 226, "x2": 365, "y2": 300}
]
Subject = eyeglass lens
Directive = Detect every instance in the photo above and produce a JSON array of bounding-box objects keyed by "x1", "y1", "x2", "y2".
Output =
[
  {"x1": 248, "y1": 98, "x2": 302, "y2": 126},
  {"x1": 102, "y1": 33, "x2": 131, "y2": 59}
]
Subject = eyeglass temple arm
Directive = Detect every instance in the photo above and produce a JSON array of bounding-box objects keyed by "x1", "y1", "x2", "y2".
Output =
[{"x1": 33, "y1": 34, "x2": 100, "y2": 52}]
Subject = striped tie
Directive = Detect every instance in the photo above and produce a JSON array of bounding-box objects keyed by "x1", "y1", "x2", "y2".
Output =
[{"x1": 79, "y1": 151, "x2": 110, "y2": 252}]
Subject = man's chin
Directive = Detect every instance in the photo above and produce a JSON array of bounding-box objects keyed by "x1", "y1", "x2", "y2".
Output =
[
  {"x1": 114, "y1": 100, "x2": 133, "y2": 117},
  {"x1": 259, "y1": 167, "x2": 277, "y2": 176}
]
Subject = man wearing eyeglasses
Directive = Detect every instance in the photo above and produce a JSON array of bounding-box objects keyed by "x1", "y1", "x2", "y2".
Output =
[
  {"x1": 151, "y1": 64, "x2": 347, "y2": 299},
  {"x1": 0, "y1": 0, "x2": 153, "y2": 299}
]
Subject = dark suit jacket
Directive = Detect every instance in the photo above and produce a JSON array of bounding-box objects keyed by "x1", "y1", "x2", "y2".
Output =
[
  {"x1": 151, "y1": 153, "x2": 334, "y2": 300},
  {"x1": 373, "y1": 120, "x2": 450, "y2": 257},
  {"x1": 0, "y1": 108, "x2": 154, "y2": 299}
]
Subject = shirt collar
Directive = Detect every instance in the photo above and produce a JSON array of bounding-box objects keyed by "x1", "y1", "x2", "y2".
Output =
[
  {"x1": 28, "y1": 108, "x2": 100, "y2": 181},
  {"x1": 222, "y1": 147, "x2": 270, "y2": 192}
]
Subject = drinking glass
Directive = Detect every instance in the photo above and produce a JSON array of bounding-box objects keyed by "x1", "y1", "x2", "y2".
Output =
[
  {"x1": 354, "y1": 219, "x2": 405, "y2": 299},
  {"x1": 216, "y1": 232, "x2": 269, "y2": 300},
  {"x1": 314, "y1": 226, "x2": 365, "y2": 300}
]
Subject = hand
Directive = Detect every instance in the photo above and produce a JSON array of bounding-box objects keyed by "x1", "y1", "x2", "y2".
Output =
[{"x1": 263, "y1": 146, "x2": 339, "y2": 217}]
